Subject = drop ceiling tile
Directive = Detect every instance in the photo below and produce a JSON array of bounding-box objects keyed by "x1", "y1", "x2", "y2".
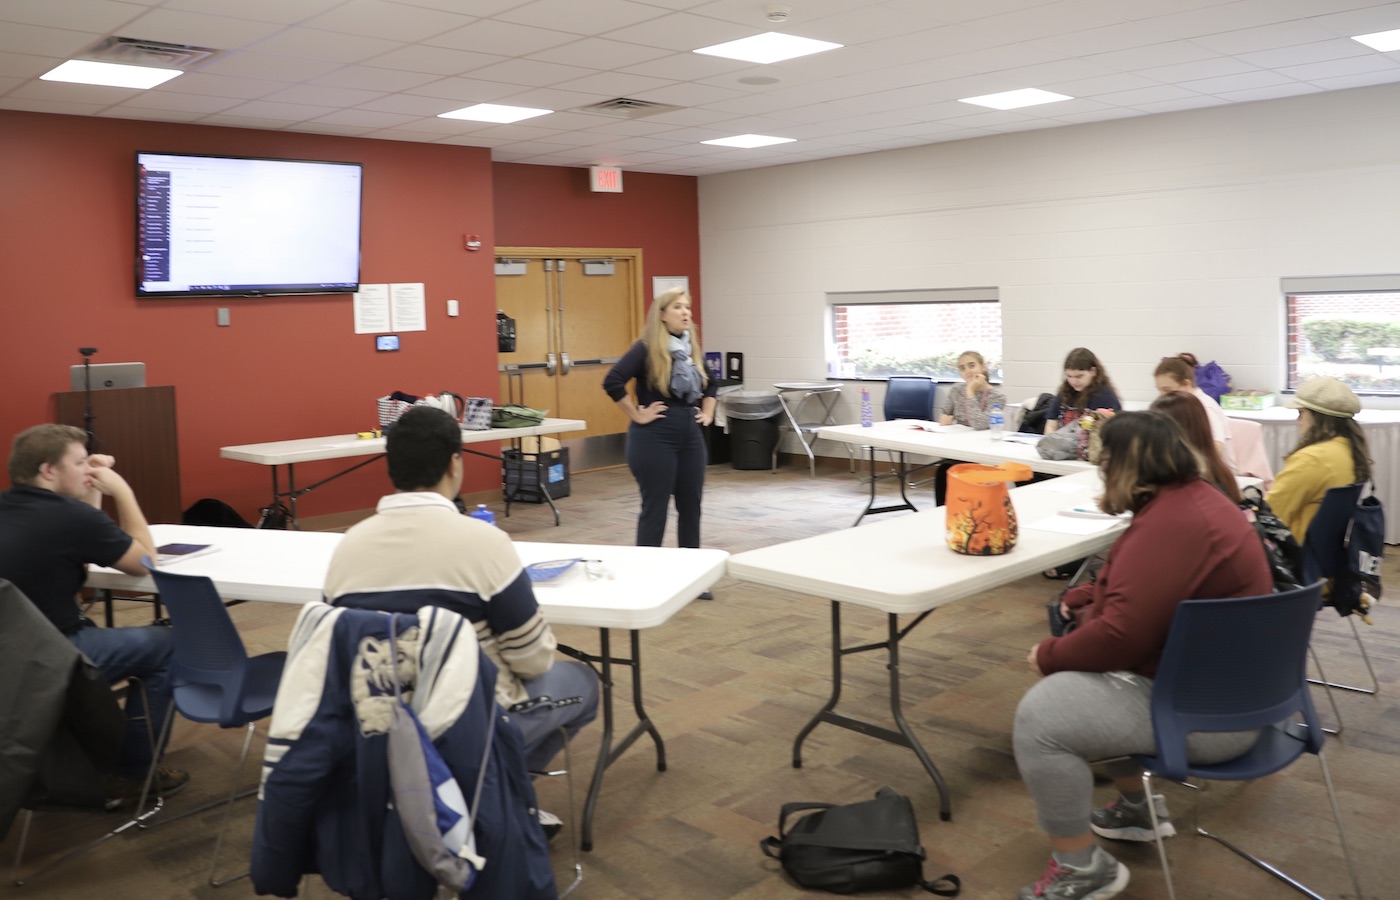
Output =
[
  {"x1": 1310, "y1": 69, "x2": 1400, "y2": 91},
  {"x1": 557, "y1": 70, "x2": 676, "y2": 96},
  {"x1": 425, "y1": 19, "x2": 579, "y2": 55},
  {"x1": 1178, "y1": 68, "x2": 1295, "y2": 95},
  {"x1": 155, "y1": 71, "x2": 285, "y2": 99},
  {"x1": 362, "y1": 45, "x2": 507, "y2": 76},
  {"x1": 619, "y1": 49, "x2": 749, "y2": 81},
  {"x1": 1191, "y1": 20, "x2": 1337, "y2": 55},
  {"x1": 1215, "y1": 82, "x2": 1321, "y2": 103},
  {"x1": 113, "y1": 90, "x2": 244, "y2": 113},
  {"x1": 468, "y1": 58, "x2": 597, "y2": 87},
  {"x1": 218, "y1": 98, "x2": 340, "y2": 120},
  {"x1": 1048, "y1": 72, "x2": 1162, "y2": 97},
  {"x1": 0, "y1": 96, "x2": 110, "y2": 115},
  {"x1": 193, "y1": 113, "x2": 296, "y2": 129},
  {"x1": 966, "y1": 1, "x2": 1130, "y2": 44},
  {"x1": 599, "y1": 12, "x2": 749, "y2": 50},
  {"x1": 0, "y1": 23, "x2": 104, "y2": 57},
  {"x1": 311, "y1": 65, "x2": 442, "y2": 92},
  {"x1": 1236, "y1": 40, "x2": 1372, "y2": 71},
  {"x1": 9, "y1": 79, "x2": 142, "y2": 103},
  {"x1": 1141, "y1": 0, "x2": 1314, "y2": 41},
  {"x1": 291, "y1": 121, "x2": 379, "y2": 136},
  {"x1": 533, "y1": 37, "x2": 673, "y2": 70},
  {"x1": 1090, "y1": 84, "x2": 1204, "y2": 106},
  {"x1": 311, "y1": 107, "x2": 424, "y2": 128},
  {"x1": 3, "y1": 0, "x2": 143, "y2": 32},
  {"x1": 356, "y1": 92, "x2": 473, "y2": 115},
  {"x1": 303, "y1": 0, "x2": 477, "y2": 42},
  {"x1": 115, "y1": 7, "x2": 286, "y2": 49},
  {"x1": 1137, "y1": 56, "x2": 1257, "y2": 84},
  {"x1": 254, "y1": 27, "x2": 405, "y2": 63},
  {"x1": 163, "y1": 0, "x2": 343, "y2": 23},
  {"x1": 630, "y1": 80, "x2": 742, "y2": 105},
  {"x1": 1278, "y1": 55, "x2": 1400, "y2": 83},
  {"x1": 403, "y1": 76, "x2": 521, "y2": 102},
  {"x1": 265, "y1": 83, "x2": 388, "y2": 106},
  {"x1": 500, "y1": 88, "x2": 611, "y2": 111},
  {"x1": 199, "y1": 51, "x2": 342, "y2": 81},
  {"x1": 1027, "y1": 20, "x2": 1178, "y2": 57},
  {"x1": 1083, "y1": 39, "x2": 1218, "y2": 71},
  {"x1": 494, "y1": 0, "x2": 669, "y2": 35},
  {"x1": 1131, "y1": 94, "x2": 1230, "y2": 115},
  {"x1": 0, "y1": 51, "x2": 61, "y2": 79}
]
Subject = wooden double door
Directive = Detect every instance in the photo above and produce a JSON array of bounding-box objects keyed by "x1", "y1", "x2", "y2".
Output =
[{"x1": 495, "y1": 248, "x2": 642, "y2": 458}]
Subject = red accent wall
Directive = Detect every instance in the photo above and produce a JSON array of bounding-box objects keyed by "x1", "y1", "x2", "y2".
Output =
[
  {"x1": 491, "y1": 162, "x2": 700, "y2": 317},
  {"x1": 0, "y1": 112, "x2": 699, "y2": 523}
]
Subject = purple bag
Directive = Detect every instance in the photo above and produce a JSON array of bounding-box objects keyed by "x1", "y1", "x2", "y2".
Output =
[{"x1": 1194, "y1": 360, "x2": 1231, "y2": 402}]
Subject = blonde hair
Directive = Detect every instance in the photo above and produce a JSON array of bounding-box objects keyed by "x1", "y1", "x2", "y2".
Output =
[{"x1": 643, "y1": 288, "x2": 707, "y2": 396}]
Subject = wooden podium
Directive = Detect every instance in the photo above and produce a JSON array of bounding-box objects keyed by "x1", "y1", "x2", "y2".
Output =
[{"x1": 53, "y1": 386, "x2": 182, "y2": 525}]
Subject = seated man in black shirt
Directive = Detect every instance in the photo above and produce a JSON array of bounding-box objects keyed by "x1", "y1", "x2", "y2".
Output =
[{"x1": 0, "y1": 424, "x2": 187, "y2": 801}]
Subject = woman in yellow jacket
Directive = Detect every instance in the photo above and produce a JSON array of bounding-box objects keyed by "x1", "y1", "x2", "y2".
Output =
[{"x1": 1266, "y1": 376, "x2": 1372, "y2": 541}]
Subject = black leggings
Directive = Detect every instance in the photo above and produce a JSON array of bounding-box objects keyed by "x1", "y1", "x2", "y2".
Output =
[{"x1": 626, "y1": 405, "x2": 707, "y2": 547}]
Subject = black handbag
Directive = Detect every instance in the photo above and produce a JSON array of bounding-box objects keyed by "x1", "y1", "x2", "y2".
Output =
[{"x1": 760, "y1": 787, "x2": 960, "y2": 896}]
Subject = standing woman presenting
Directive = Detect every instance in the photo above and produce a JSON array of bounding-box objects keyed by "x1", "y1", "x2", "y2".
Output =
[{"x1": 603, "y1": 288, "x2": 718, "y2": 553}]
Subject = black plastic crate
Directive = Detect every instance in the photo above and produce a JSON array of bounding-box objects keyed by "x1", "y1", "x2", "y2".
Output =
[{"x1": 503, "y1": 448, "x2": 571, "y2": 503}]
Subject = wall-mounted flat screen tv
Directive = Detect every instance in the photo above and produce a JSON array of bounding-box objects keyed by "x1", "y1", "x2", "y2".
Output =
[{"x1": 136, "y1": 151, "x2": 362, "y2": 298}]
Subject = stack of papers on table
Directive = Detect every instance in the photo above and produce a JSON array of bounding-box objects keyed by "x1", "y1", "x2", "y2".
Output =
[{"x1": 893, "y1": 420, "x2": 970, "y2": 433}]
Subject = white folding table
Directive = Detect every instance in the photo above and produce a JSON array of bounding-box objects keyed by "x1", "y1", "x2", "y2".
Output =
[
  {"x1": 87, "y1": 523, "x2": 727, "y2": 853},
  {"x1": 817, "y1": 421, "x2": 1093, "y2": 524},
  {"x1": 219, "y1": 418, "x2": 586, "y2": 527},
  {"x1": 727, "y1": 470, "x2": 1124, "y2": 820}
]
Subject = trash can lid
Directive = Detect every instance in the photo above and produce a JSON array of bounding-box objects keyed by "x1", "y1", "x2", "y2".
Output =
[{"x1": 722, "y1": 390, "x2": 783, "y2": 419}]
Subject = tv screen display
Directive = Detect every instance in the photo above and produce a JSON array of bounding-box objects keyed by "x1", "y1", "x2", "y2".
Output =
[{"x1": 136, "y1": 152, "x2": 362, "y2": 298}]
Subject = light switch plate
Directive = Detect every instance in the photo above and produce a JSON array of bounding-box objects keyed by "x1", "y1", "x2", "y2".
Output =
[
  {"x1": 447, "y1": 299, "x2": 459, "y2": 317},
  {"x1": 216, "y1": 308, "x2": 230, "y2": 327}
]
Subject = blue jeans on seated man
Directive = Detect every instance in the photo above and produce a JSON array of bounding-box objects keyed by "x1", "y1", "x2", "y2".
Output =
[
  {"x1": 511, "y1": 660, "x2": 600, "y2": 773},
  {"x1": 69, "y1": 623, "x2": 175, "y2": 779}
]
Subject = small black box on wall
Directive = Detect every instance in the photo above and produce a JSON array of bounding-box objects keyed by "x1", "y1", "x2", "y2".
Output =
[{"x1": 503, "y1": 448, "x2": 571, "y2": 503}]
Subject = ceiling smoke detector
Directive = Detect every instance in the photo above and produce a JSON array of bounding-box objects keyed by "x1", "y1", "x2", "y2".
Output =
[{"x1": 764, "y1": 4, "x2": 792, "y2": 24}]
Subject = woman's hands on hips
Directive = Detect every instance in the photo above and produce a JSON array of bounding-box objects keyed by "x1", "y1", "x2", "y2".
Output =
[
  {"x1": 695, "y1": 407, "x2": 713, "y2": 426},
  {"x1": 633, "y1": 401, "x2": 667, "y2": 424}
]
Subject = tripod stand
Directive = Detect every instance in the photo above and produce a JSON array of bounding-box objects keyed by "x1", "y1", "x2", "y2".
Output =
[{"x1": 79, "y1": 347, "x2": 98, "y2": 451}]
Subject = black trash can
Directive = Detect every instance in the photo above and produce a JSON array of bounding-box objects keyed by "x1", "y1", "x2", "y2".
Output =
[{"x1": 723, "y1": 390, "x2": 783, "y2": 470}]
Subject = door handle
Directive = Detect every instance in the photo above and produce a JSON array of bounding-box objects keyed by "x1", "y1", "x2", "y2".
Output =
[
  {"x1": 546, "y1": 352, "x2": 557, "y2": 375},
  {"x1": 560, "y1": 352, "x2": 571, "y2": 374}
]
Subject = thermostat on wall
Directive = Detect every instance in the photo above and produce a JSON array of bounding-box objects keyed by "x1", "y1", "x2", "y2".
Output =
[{"x1": 376, "y1": 334, "x2": 400, "y2": 352}]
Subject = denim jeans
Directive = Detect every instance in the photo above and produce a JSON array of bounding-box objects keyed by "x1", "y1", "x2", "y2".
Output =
[
  {"x1": 511, "y1": 660, "x2": 600, "y2": 772},
  {"x1": 69, "y1": 623, "x2": 175, "y2": 778}
]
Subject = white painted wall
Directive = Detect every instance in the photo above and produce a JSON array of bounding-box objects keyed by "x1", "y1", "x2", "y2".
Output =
[{"x1": 698, "y1": 82, "x2": 1400, "y2": 455}]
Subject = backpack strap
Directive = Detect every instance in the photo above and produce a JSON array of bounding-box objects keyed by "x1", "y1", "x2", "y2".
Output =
[{"x1": 920, "y1": 873, "x2": 962, "y2": 896}]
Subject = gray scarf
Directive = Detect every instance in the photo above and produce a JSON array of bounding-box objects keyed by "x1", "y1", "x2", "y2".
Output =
[{"x1": 668, "y1": 332, "x2": 702, "y2": 405}]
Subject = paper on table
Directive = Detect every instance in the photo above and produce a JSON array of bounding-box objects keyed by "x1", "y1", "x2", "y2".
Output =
[
  {"x1": 1023, "y1": 516, "x2": 1123, "y2": 536},
  {"x1": 1002, "y1": 433, "x2": 1044, "y2": 445},
  {"x1": 894, "y1": 420, "x2": 971, "y2": 433}
]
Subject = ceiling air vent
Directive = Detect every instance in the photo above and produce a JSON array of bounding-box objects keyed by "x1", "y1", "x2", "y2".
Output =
[
  {"x1": 575, "y1": 97, "x2": 681, "y2": 120},
  {"x1": 80, "y1": 36, "x2": 223, "y2": 70}
]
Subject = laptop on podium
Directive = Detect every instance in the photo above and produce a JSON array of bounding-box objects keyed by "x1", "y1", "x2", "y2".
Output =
[{"x1": 69, "y1": 362, "x2": 146, "y2": 391}]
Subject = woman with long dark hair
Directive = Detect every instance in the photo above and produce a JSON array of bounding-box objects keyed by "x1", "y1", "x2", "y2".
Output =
[
  {"x1": 1044, "y1": 347, "x2": 1121, "y2": 434},
  {"x1": 1267, "y1": 376, "x2": 1372, "y2": 541},
  {"x1": 1013, "y1": 411, "x2": 1269, "y2": 900}
]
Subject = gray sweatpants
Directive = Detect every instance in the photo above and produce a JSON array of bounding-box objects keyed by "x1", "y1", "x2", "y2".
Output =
[{"x1": 1013, "y1": 670, "x2": 1258, "y2": 838}]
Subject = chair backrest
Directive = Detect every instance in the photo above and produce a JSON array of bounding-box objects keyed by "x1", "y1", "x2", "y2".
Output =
[
  {"x1": 883, "y1": 376, "x2": 936, "y2": 421},
  {"x1": 1226, "y1": 417, "x2": 1273, "y2": 487},
  {"x1": 1148, "y1": 581, "x2": 1324, "y2": 780},
  {"x1": 146, "y1": 562, "x2": 251, "y2": 725},
  {"x1": 1301, "y1": 482, "x2": 1365, "y2": 585}
]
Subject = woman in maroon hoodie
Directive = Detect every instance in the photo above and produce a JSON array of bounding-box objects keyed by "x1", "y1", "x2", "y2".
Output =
[{"x1": 1011, "y1": 411, "x2": 1271, "y2": 900}]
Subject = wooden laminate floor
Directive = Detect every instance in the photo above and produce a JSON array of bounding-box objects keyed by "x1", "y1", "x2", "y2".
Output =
[{"x1": 2, "y1": 460, "x2": 1394, "y2": 899}]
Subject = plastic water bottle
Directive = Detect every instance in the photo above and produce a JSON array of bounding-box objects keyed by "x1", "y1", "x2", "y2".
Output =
[
  {"x1": 989, "y1": 403, "x2": 1005, "y2": 441},
  {"x1": 469, "y1": 503, "x2": 496, "y2": 526},
  {"x1": 860, "y1": 388, "x2": 873, "y2": 428}
]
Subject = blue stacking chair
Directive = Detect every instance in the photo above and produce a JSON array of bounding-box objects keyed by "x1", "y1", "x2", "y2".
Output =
[
  {"x1": 143, "y1": 561, "x2": 286, "y2": 887},
  {"x1": 1128, "y1": 582, "x2": 1362, "y2": 900},
  {"x1": 1301, "y1": 483, "x2": 1380, "y2": 735}
]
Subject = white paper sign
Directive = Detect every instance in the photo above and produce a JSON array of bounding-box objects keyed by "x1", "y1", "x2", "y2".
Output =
[
  {"x1": 390, "y1": 282, "x2": 427, "y2": 332},
  {"x1": 353, "y1": 284, "x2": 390, "y2": 334}
]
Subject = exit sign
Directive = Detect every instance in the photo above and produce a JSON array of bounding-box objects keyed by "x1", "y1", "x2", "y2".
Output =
[{"x1": 589, "y1": 165, "x2": 623, "y2": 193}]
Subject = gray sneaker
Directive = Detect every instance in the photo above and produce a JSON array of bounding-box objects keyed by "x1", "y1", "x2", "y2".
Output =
[
  {"x1": 1090, "y1": 793, "x2": 1176, "y2": 842},
  {"x1": 1018, "y1": 846, "x2": 1129, "y2": 900}
]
